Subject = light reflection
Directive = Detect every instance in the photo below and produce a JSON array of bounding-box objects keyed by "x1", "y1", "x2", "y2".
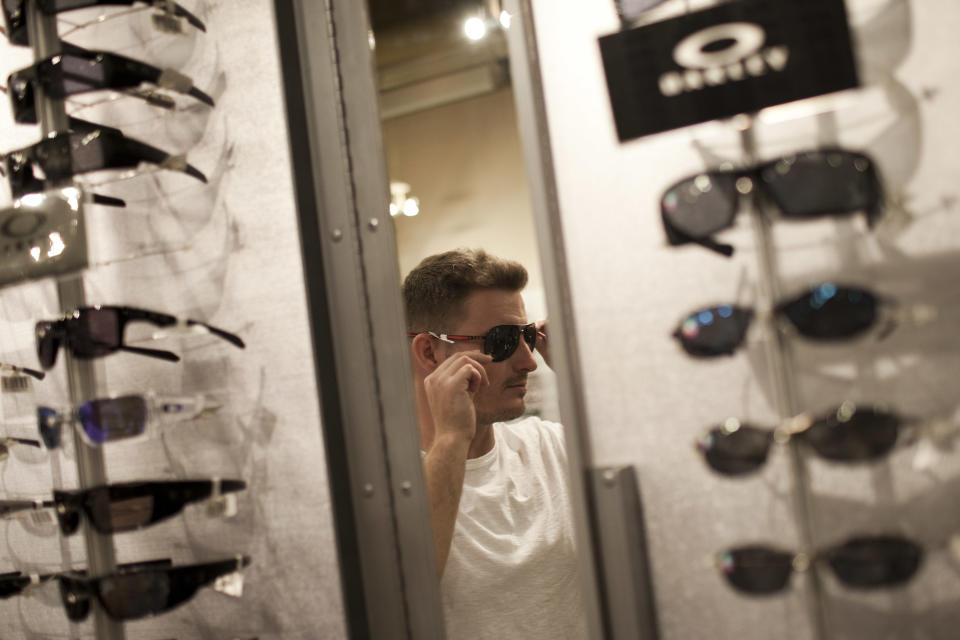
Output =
[
  {"x1": 464, "y1": 16, "x2": 486, "y2": 40},
  {"x1": 680, "y1": 317, "x2": 700, "y2": 338},
  {"x1": 47, "y1": 232, "x2": 65, "y2": 258},
  {"x1": 18, "y1": 193, "x2": 44, "y2": 208},
  {"x1": 694, "y1": 174, "x2": 712, "y2": 192},
  {"x1": 810, "y1": 282, "x2": 837, "y2": 308}
]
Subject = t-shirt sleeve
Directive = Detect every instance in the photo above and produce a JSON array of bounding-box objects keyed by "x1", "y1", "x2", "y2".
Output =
[{"x1": 536, "y1": 418, "x2": 569, "y2": 468}]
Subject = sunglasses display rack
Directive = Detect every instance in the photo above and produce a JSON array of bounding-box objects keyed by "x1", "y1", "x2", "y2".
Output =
[
  {"x1": 668, "y1": 98, "x2": 955, "y2": 636},
  {"x1": 0, "y1": 3, "x2": 249, "y2": 640},
  {"x1": 733, "y1": 118, "x2": 829, "y2": 638},
  {"x1": 3, "y1": 3, "x2": 124, "y2": 639}
]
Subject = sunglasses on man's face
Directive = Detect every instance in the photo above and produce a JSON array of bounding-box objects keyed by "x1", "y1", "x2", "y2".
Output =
[
  {"x1": 2, "y1": 123, "x2": 206, "y2": 199},
  {"x1": 718, "y1": 535, "x2": 923, "y2": 594},
  {"x1": 8, "y1": 42, "x2": 214, "y2": 125},
  {"x1": 38, "y1": 391, "x2": 218, "y2": 449},
  {"x1": 2, "y1": 0, "x2": 205, "y2": 46},
  {"x1": 58, "y1": 555, "x2": 249, "y2": 621},
  {"x1": 661, "y1": 148, "x2": 882, "y2": 257},
  {"x1": 697, "y1": 404, "x2": 911, "y2": 476},
  {"x1": 410, "y1": 322, "x2": 537, "y2": 363},
  {"x1": 35, "y1": 305, "x2": 244, "y2": 370},
  {"x1": 53, "y1": 478, "x2": 245, "y2": 536},
  {"x1": 673, "y1": 283, "x2": 889, "y2": 357}
]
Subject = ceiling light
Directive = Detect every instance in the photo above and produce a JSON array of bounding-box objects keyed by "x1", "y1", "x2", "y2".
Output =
[
  {"x1": 499, "y1": 10, "x2": 511, "y2": 29},
  {"x1": 389, "y1": 181, "x2": 420, "y2": 218},
  {"x1": 464, "y1": 16, "x2": 487, "y2": 40}
]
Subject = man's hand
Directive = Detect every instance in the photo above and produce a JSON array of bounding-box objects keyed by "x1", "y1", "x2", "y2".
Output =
[
  {"x1": 421, "y1": 350, "x2": 491, "y2": 578},
  {"x1": 536, "y1": 319, "x2": 552, "y2": 370},
  {"x1": 424, "y1": 350, "x2": 490, "y2": 445}
]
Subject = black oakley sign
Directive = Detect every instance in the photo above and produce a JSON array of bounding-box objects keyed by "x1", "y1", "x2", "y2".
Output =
[{"x1": 599, "y1": 0, "x2": 859, "y2": 141}]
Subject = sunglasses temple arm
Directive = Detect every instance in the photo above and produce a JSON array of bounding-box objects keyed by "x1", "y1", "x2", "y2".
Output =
[
  {"x1": 187, "y1": 320, "x2": 245, "y2": 349},
  {"x1": 116, "y1": 136, "x2": 208, "y2": 183},
  {"x1": 696, "y1": 236, "x2": 735, "y2": 257},
  {"x1": 117, "y1": 344, "x2": 180, "y2": 362}
]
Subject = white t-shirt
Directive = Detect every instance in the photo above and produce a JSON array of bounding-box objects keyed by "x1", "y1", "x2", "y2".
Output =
[{"x1": 441, "y1": 416, "x2": 587, "y2": 639}]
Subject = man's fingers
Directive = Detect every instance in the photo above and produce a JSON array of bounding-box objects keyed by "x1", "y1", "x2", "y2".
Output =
[{"x1": 450, "y1": 354, "x2": 489, "y2": 392}]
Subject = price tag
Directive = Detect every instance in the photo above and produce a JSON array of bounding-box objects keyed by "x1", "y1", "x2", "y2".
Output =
[
  {"x1": 1, "y1": 376, "x2": 31, "y2": 393},
  {"x1": 207, "y1": 493, "x2": 238, "y2": 519},
  {"x1": 214, "y1": 571, "x2": 245, "y2": 598}
]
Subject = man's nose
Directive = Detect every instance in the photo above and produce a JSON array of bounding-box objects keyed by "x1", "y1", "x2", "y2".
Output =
[{"x1": 511, "y1": 337, "x2": 538, "y2": 372}]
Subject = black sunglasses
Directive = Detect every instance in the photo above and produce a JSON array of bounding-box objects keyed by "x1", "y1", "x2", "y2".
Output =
[
  {"x1": 35, "y1": 305, "x2": 245, "y2": 370},
  {"x1": 409, "y1": 322, "x2": 537, "y2": 362},
  {"x1": 697, "y1": 403, "x2": 912, "y2": 476},
  {"x1": 52, "y1": 478, "x2": 245, "y2": 535},
  {"x1": 0, "y1": 558, "x2": 173, "y2": 601},
  {"x1": 717, "y1": 535, "x2": 922, "y2": 594},
  {"x1": 58, "y1": 555, "x2": 249, "y2": 621},
  {"x1": 2, "y1": 122, "x2": 206, "y2": 200},
  {"x1": 2, "y1": 0, "x2": 205, "y2": 46},
  {"x1": 38, "y1": 391, "x2": 218, "y2": 449},
  {"x1": 661, "y1": 148, "x2": 883, "y2": 257},
  {"x1": 8, "y1": 42, "x2": 214, "y2": 125},
  {"x1": 673, "y1": 283, "x2": 889, "y2": 357}
]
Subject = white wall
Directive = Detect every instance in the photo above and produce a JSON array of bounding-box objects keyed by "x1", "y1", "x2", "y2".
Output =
[
  {"x1": 530, "y1": 0, "x2": 960, "y2": 638},
  {"x1": 0, "y1": 2, "x2": 347, "y2": 638}
]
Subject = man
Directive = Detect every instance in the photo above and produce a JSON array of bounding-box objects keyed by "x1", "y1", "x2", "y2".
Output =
[{"x1": 402, "y1": 249, "x2": 587, "y2": 639}]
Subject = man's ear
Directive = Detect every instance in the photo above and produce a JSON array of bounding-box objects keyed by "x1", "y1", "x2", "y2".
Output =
[{"x1": 410, "y1": 333, "x2": 443, "y2": 373}]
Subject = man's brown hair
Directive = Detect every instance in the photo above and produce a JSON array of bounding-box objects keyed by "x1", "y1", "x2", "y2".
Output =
[{"x1": 402, "y1": 249, "x2": 528, "y2": 332}]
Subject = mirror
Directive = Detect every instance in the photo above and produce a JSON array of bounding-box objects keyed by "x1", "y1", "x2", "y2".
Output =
[{"x1": 366, "y1": 0, "x2": 587, "y2": 637}]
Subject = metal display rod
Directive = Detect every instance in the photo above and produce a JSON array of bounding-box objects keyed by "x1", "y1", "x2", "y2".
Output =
[
  {"x1": 738, "y1": 119, "x2": 827, "y2": 640},
  {"x1": 24, "y1": 2, "x2": 125, "y2": 639}
]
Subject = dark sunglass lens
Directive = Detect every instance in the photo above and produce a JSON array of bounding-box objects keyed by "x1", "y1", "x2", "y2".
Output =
[
  {"x1": 777, "y1": 283, "x2": 877, "y2": 340},
  {"x1": 485, "y1": 325, "x2": 521, "y2": 362},
  {"x1": 37, "y1": 407, "x2": 62, "y2": 449},
  {"x1": 699, "y1": 424, "x2": 772, "y2": 476},
  {"x1": 522, "y1": 324, "x2": 537, "y2": 351},
  {"x1": 36, "y1": 321, "x2": 61, "y2": 369},
  {"x1": 72, "y1": 309, "x2": 121, "y2": 358},
  {"x1": 78, "y1": 396, "x2": 148, "y2": 444},
  {"x1": 81, "y1": 487, "x2": 155, "y2": 534},
  {"x1": 673, "y1": 306, "x2": 753, "y2": 357},
  {"x1": 827, "y1": 536, "x2": 922, "y2": 588},
  {"x1": 804, "y1": 405, "x2": 900, "y2": 461},
  {"x1": 97, "y1": 572, "x2": 172, "y2": 620},
  {"x1": 58, "y1": 576, "x2": 92, "y2": 621},
  {"x1": 53, "y1": 496, "x2": 82, "y2": 536},
  {"x1": 662, "y1": 173, "x2": 739, "y2": 240},
  {"x1": 719, "y1": 546, "x2": 794, "y2": 594},
  {"x1": 105, "y1": 495, "x2": 157, "y2": 533},
  {"x1": 761, "y1": 151, "x2": 878, "y2": 218}
]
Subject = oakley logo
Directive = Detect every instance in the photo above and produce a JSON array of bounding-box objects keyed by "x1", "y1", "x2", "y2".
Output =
[{"x1": 659, "y1": 22, "x2": 790, "y2": 97}]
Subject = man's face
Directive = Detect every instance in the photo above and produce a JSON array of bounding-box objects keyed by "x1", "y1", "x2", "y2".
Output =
[{"x1": 442, "y1": 288, "x2": 538, "y2": 425}]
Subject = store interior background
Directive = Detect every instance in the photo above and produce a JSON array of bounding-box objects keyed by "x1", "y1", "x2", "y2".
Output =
[{"x1": 369, "y1": 0, "x2": 560, "y2": 421}]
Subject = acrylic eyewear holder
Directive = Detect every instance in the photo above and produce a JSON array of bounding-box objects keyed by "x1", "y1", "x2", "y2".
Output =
[{"x1": 17, "y1": 3, "x2": 126, "y2": 639}]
